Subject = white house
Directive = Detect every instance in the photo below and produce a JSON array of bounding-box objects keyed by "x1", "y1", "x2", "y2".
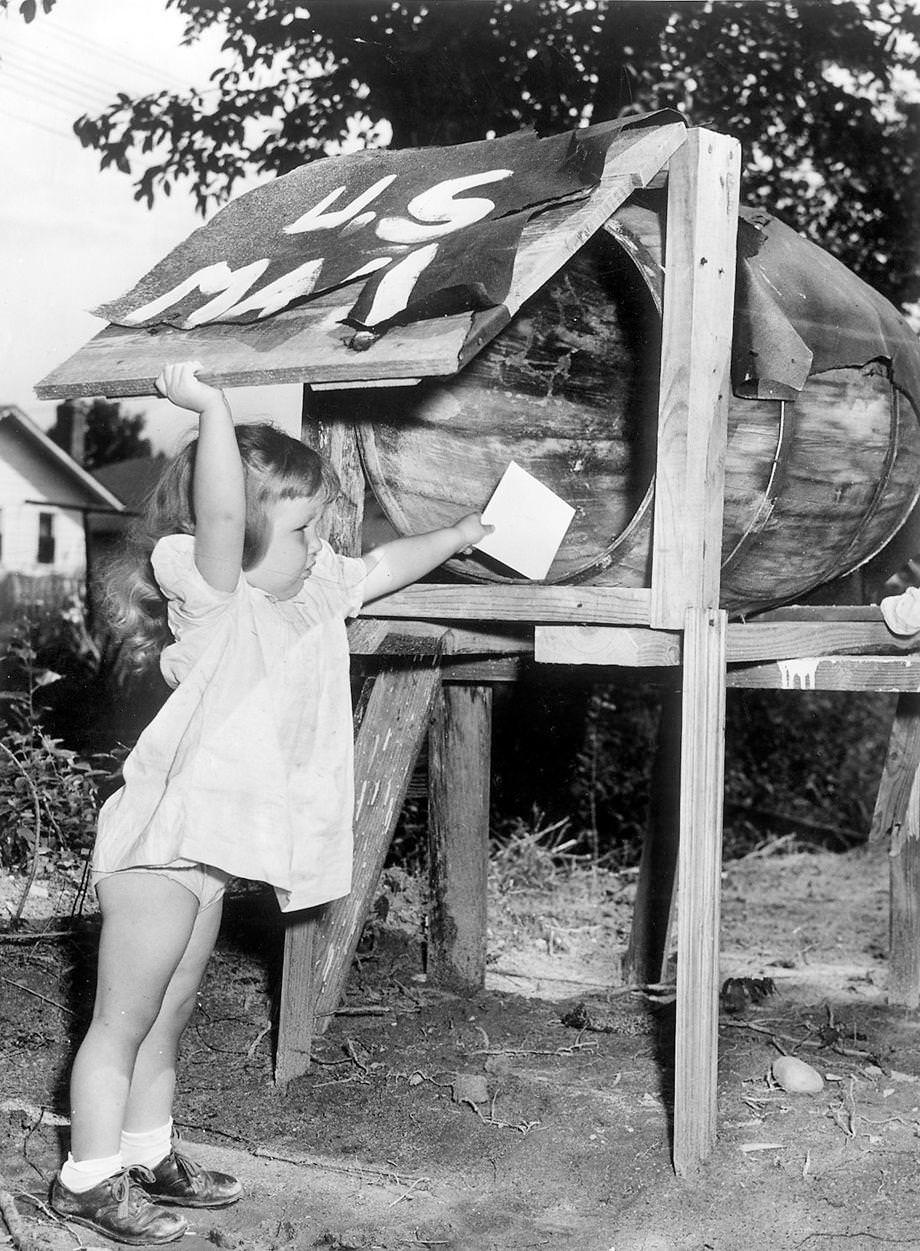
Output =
[{"x1": 0, "y1": 405, "x2": 124, "y2": 600}]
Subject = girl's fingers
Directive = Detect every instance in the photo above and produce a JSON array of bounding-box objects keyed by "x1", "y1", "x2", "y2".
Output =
[{"x1": 155, "y1": 360, "x2": 205, "y2": 400}]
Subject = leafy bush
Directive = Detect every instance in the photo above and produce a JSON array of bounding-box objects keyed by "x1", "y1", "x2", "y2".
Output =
[
  {"x1": 0, "y1": 625, "x2": 102, "y2": 885},
  {"x1": 722, "y1": 688, "x2": 894, "y2": 853}
]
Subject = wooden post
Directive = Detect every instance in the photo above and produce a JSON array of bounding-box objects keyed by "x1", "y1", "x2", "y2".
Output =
[
  {"x1": 650, "y1": 129, "x2": 739, "y2": 630},
  {"x1": 890, "y1": 797, "x2": 920, "y2": 1010},
  {"x1": 427, "y1": 682, "x2": 492, "y2": 990},
  {"x1": 300, "y1": 400, "x2": 365, "y2": 557},
  {"x1": 275, "y1": 398, "x2": 365, "y2": 1084},
  {"x1": 648, "y1": 128, "x2": 739, "y2": 1174},
  {"x1": 623, "y1": 688, "x2": 681, "y2": 985},
  {"x1": 871, "y1": 692, "x2": 920, "y2": 1007},
  {"x1": 275, "y1": 908, "x2": 320, "y2": 1090},
  {"x1": 674, "y1": 605, "x2": 727, "y2": 1170}
]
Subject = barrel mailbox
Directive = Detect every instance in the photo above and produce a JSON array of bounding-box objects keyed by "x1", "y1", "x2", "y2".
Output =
[{"x1": 312, "y1": 196, "x2": 920, "y2": 617}]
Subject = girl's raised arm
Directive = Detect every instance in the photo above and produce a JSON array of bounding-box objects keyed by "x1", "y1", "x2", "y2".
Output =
[
  {"x1": 359, "y1": 514, "x2": 493, "y2": 605},
  {"x1": 155, "y1": 362, "x2": 245, "y2": 592}
]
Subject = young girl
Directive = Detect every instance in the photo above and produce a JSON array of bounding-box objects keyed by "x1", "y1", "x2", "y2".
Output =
[{"x1": 51, "y1": 361, "x2": 491, "y2": 1245}]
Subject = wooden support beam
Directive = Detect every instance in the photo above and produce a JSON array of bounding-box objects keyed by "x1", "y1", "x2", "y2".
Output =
[
  {"x1": 534, "y1": 619, "x2": 911, "y2": 667},
  {"x1": 349, "y1": 618, "x2": 530, "y2": 657},
  {"x1": 427, "y1": 683, "x2": 492, "y2": 990},
  {"x1": 870, "y1": 692, "x2": 920, "y2": 1008},
  {"x1": 645, "y1": 128, "x2": 738, "y2": 1175},
  {"x1": 300, "y1": 402, "x2": 364, "y2": 557},
  {"x1": 871, "y1": 693, "x2": 920, "y2": 843},
  {"x1": 673, "y1": 607, "x2": 727, "y2": 1176},
  {"x1": 440, "y1": 656, "x2": 525, "y2": 683},
  {"x1": 275, "y1": 908, "x2": 320, "y2": 1090},
  {"x1": 361, "y1": 584, "x2": 651, "y2": 624},
  {"x1": 890, "y1": 816, "x2": 920, "y2": 1010},
  {"x1": 726, "y1": 656, "x2": 920, "y2": 691},
  {"x1": 623, "y1": 690, "x2": 681, "y2": 985},
  {"x1": 537, "y1": 626, "x2": 678, "y2": 666},
  {"x1": 649, "y1": 130, "x2": 739, "y2": 630}
]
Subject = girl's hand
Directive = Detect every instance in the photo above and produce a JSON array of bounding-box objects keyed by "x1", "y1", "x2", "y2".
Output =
[
  {"x1": 453, "y1": 513, "x2": 494, "y2": 555},
  {"x1": 155, "y1": 361, "x2": 224, "y2": 414}
]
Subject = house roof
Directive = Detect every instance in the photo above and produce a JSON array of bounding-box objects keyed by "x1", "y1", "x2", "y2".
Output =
[
  {"x1": 0, "y1": 404, "x2": 126, "y2": 512},
  {"x1": 92, "y1": 454, "x2": 168, "y2": 511}
]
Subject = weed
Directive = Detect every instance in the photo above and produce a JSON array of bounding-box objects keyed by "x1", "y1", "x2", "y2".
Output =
[
  {"x1": 0, "y1": 624, "x2": 103, "y2": 914},
  {"x1": 490, "y1": 810, "x2": 586, "y2": 893}
]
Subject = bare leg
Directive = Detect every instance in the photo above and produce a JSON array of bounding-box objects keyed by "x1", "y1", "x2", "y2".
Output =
[
  {"x1": 123, "y1": 894, "x2": 223, "y2": 1132},
  {"x1": 68, "y1": 873, "x2": 203, "y2": 1160}
]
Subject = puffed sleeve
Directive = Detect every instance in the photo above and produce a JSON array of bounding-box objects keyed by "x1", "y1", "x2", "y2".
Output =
[
  {"x1": 309, "y1": 541, "x2": 368, "y2": 619},
  {"x1": 151, "y1": 535, "x2": 240, "y2": 631},
  {"x1": 881, "y1": 586, "x2": 920, "y2": 636}
]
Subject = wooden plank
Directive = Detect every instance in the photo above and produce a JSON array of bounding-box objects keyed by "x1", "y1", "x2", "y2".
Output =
[
  {"x1": 890, "y1": 803, "x2": 920, "y2": 1008},
  {"x1": 35, "y1": 297, "x2": 477, "y2": 400},
  {"x1": 871, "y1": 693, "x2": 920, "y2": 1007},
  {"x1": 360, "y1": 584, "x2": 651, "y2": 624},
  {"x1": 440, "y1": 656, "x2": 524, "y2": 683},
  {"x1": 870, "y1": 693, "x2": 920, "y2": 843},
  {"x1": 728, "y1": 623, "x2": 920, "y2": 661},
  {"x1": 311, "y1": 662, "x2": 442, "y2": 1031},
  {"x1": 673, "y1": 607, "x2": 727, "y2": 1176},
  {"x1": 650, "y1": 130, "x2": 740, "y2": 629},
  {"x1": 536, "y1": 626, "x2": 680, "y2": 666},
  {"x1": 347, "y1": 618, "x2": 451, "y2": 657},
  {"x1": 427, "y1": 683, "x2": 492, "y2": 990},
  {"x1": 301, "y1": 407, "x2": 365, "y2": 556},
  {"x1": 311, "y1": 378, "x2": 421, "y2": 390},
  {"x1": 535, "y1": 621, "x2": 920, "y2": 667},
  {"x1": 348, "y1": 619, "x2": 530, "y2": 657},
  {"x1": 623, "y1": 689, "x2": 681, "y2": 984},
  {"x1": 275, "y1": 908, "x2": 320, "y2": 1087},
  {"x1": 756, "y1": 605, "x2": 887, "y2": 622},
  {"x1": 726, "y1": 656, "x2": 920, "y2": 691}
]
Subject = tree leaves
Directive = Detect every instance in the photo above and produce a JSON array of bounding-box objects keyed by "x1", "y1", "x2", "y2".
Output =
[
  {"x1": 12, "y1": 0, "x2": 919, "y2": 307},
  {"x1": 5, "y1": 0, "x2": 55, "y2": 21}
]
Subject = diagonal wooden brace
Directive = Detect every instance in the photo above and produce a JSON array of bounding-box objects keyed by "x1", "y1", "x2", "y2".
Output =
[{"x1": 275, "y1": 652, "x2": 443, "y2": 1086}]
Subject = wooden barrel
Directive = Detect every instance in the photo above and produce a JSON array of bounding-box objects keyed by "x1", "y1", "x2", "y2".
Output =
[{"x1": 311, "y1": 201, "x2": 920, "y2": 616}]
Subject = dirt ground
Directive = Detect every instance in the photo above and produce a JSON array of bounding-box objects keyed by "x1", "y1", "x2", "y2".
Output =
[{"x1": 3, "y1": 840, "x2": 920, "y2": 1251}]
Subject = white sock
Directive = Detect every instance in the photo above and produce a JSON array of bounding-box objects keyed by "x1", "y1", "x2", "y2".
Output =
[
  {"x1": 59, "y1": 1152, "x2": 123, "y2": 1193},
  {"x1": 120, "y1": 1119, "x2": 173, "y2": 1170}
]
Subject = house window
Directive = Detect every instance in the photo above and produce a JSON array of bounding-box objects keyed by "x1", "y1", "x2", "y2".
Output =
[{"x1": 37, "y1": 512, "x2": 55, "y2": 564}]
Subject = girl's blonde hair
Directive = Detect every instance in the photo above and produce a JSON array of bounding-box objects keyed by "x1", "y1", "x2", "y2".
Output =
[{"x1": 102, "y1": 423, "x2": 341, "y2": 671}]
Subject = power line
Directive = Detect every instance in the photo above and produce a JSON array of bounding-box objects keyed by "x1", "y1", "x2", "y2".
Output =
[
  {"x1": 0, "y1": 102, "x2": 74, "y2": 141},
  {"x1": 4, "y1": 39, "x2": 147, "y2": 99},
  {"x1": 2, "y1": 63, "x2": 109, "y2": 112},
  {"x1": 49, "y1": 20, "x2": 202, "y2": 92}
]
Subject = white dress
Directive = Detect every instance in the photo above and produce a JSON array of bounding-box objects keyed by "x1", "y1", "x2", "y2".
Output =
[{"x1": 93, "y1": 534, "x2": 367, "y2": 911}]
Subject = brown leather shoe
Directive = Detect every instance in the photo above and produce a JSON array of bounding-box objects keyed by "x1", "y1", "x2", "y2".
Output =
[
  {"x1": 50, "y1": 1168, "x2": 188, "y2": 1245},
  {"x1": 143, "y1": 1148, "x2": 242, "y2": 1208}
]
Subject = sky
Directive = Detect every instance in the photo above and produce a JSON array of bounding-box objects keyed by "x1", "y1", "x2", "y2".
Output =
[{"x1": 0, "y1": 0, "x2": 304, "y2": 451}]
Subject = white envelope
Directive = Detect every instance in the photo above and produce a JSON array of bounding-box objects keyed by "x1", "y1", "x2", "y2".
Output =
[{"x1": 474, "y1": 461, "x2": 575, "y2": 580}]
